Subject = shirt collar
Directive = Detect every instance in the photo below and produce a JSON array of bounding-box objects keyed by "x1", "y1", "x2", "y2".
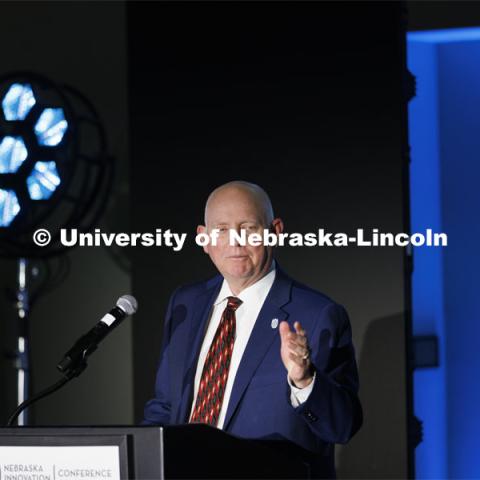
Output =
[{"x1": 214, "y1": 261, "x2": 276, "y2": 307}]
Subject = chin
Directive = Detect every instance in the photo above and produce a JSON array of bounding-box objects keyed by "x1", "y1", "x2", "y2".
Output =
[
  {"x1": 224, "y1": 261, "x2": 254, "y2": 279},
  {"x1": 227, "y1": 267, "x2": 253, "y2": 279}
]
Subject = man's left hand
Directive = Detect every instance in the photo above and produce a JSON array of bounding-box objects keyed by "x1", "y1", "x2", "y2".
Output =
[{"x1": 279, "y1": 321, "x2": 314, "y2": 389}]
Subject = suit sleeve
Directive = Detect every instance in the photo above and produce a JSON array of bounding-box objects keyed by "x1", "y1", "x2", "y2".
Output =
[
  {"x1": 142, "y1": 288, "x2": 178, "y2": 425},
  {"x1": 289, "y1": 302, "x2": 363, "y2": 444}
]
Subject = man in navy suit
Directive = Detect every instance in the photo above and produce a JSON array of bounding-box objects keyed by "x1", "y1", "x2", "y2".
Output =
[{"x1": 143, "y1": 181, "x2": 362, "y2": 478}]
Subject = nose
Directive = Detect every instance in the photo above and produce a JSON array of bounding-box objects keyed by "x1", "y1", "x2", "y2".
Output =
[
  {"x1": 228, "y1": 227, "x2": 246, "y2": 247},
  {"x1": 230, "y1": 227, "x2": 243, "y2": 247}
]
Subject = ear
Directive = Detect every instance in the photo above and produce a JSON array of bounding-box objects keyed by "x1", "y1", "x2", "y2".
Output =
[
  {"x1": 197, "y1": 225, "x2": 209, "y2": 254},
  {"x1": 271, "y1": 218, "x2": 284, "y2": 235}
]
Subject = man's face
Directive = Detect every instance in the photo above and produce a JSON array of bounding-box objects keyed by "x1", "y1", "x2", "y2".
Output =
[{"x1": 197, "y1": 188, "x2": 282, "y2": 286}]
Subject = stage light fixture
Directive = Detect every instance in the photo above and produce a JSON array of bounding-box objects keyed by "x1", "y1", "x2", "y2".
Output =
[
  {"x1": 0, "y1": 72, "x2": 112, "y2": 258},
  {"x1": 0, "y1": 72, "x2": 114, "y2": 426}
]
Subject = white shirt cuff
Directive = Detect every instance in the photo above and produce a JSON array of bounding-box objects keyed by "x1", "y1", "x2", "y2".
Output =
[{"x1": 288, "y1": 371, "x2": 316, "y2": 407}]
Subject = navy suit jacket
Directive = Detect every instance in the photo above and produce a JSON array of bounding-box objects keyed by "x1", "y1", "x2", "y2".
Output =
[{"x1": 143, "y1": 267, "x2": 362, "y2": 476}]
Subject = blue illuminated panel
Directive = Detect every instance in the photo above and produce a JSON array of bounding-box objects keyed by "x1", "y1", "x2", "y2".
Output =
[{"x1": 408, "y1": 27, "x2": 480, "y2": 479}]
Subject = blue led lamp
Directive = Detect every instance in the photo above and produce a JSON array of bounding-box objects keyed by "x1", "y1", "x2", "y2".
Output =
[
  {"x1": 34, "y1": 108, "x2": 68, "y2": 147},
  {"x1": 0, "y1": 188, "x2": 20, "y2": 227},
  {"x1": 2, "y1": 83, "x2": 36, "y2": 121},
  {"x1": 27, "y1": 161, "x2": 61, "y2": 201}
]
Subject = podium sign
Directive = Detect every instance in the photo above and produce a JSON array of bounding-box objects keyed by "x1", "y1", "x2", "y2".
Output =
[
  {"x1": 0, "y1": 434, "x2": 129, "y2": 479},
  {"x1": 0, "y1": 445, "x2": 121, "y2": 480}
]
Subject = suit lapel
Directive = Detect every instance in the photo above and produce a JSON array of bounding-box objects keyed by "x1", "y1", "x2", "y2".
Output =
[
  {"x1": 223, "y1": 268, "x2": 292, "y2": 430},
  {"x1": 176, "y1": 275, "x2": 222, "y2": 423}
]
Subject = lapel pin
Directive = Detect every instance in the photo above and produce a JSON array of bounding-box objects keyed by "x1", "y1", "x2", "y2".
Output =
[{"x1": 271, "y1": 318, "x2": 279, "y2": 329}]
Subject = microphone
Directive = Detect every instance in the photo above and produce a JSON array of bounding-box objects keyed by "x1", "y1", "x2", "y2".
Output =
[
  {"x1": 6, "y1": 295, "x2": 138, "y2": 426},
  {"x1": 57, "y1": 295, "x2": 138, "y2": 377}
]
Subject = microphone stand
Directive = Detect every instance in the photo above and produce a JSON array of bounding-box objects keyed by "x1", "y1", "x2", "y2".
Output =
[{"x1": 7, "y1": 350, "x2": 88, "y2": 427}]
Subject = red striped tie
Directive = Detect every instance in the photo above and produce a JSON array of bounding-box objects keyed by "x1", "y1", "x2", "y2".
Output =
[{"x1": 190, "y1": 296, "x2": 242, "y2": 426}]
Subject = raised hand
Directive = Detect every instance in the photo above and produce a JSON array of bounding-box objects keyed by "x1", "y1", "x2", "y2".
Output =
[{"x1": 279, "y1": 320, "x2": 314, "y2": 389}]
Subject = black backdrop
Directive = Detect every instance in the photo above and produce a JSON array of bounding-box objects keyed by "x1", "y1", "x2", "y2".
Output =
[{"x1": 128, "y1": 2, "x2": 411, "y2": 477}]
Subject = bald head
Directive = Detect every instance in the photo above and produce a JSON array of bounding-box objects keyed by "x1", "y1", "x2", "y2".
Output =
[{"x1": 204, "y1": 181, "x2": 274, "y2": 228}]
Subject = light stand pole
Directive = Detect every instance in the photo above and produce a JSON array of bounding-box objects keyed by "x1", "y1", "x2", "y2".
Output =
[{"x1": 15, "y1": 257, "x2": 30, "y2": 426}]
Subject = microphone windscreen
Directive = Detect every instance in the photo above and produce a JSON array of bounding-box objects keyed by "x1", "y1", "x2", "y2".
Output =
[{"x1": 117, "y1": 295, "x2": 138, "y2": 315}]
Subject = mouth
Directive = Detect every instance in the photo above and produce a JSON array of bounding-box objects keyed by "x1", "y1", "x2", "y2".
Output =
[{"x1": 228, "y1": 255, "x2": 249, "y2": 259}]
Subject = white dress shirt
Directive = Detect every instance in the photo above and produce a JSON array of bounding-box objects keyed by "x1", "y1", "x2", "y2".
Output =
[{"x1": 189, "y1": 265, "x2": 315, "y2": 429}]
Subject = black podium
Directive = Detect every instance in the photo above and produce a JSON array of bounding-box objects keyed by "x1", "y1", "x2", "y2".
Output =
[{"x1": 0, "y1": 424, "x2": 311, "y2": 479}]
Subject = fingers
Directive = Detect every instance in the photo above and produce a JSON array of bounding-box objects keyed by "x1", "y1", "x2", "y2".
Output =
[
  {"x1": 295, "y1": 335, "x2": 308, "y2": 346},
  {"x1": 292, "y1": 322, "x2": 307, "y2": 346},
  {"x1": 279, "y1": 321, "x2": 291, "y2": 340},
  {"x1": 294, "y1": 321, "x2": 306, "y2": 337},
  {"x1": 281, "y1": 321, "x2": 306, "y2": 340},
  {"x1": 280, "y1": 321, "x2": 308, "y2": 343},
  {"x1": 287, "y1": 340, "x2": 309, "y2": 357},
  {"x1": 288, "y1": 351, "x2": 308, "y2": 367},
  {"x1": 280, "y1": 321, "x2": 299, "y2": 344},
  {"x1": 287, "y1": 327, "x2": 310, "y2": 360},
  {"x1": 280, "y1": 321, "x2": 311, "y2": 357},
  {"x1": 289, "y1": 344, "x2": 310, "y2": 362}
]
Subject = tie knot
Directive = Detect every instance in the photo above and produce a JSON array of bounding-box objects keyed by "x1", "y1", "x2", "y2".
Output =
[{"x1": 226, "y1": 296, "x2": 242, "y2": 311}]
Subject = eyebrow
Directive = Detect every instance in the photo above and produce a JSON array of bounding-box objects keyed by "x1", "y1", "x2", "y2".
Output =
[{"x1": 213, "y1": 220, "x2": 259, "y2": 226}]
